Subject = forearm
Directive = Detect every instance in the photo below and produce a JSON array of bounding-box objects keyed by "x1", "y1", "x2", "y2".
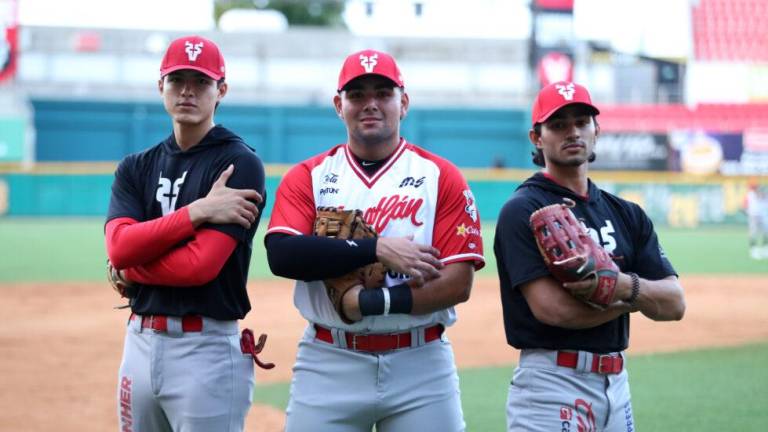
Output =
[
  {"x1": 522, "y1": 276, "x2": 633, "y2": 330},
  {"x1": 633, "y1": 275, "x2": 686, "y2": 321},
  {"x1": 105, "y1": 208, "x2": 195, "y2": 269},
  {"x1": 123, "y1": 228, "x2": 236, "y2": 286},
  {"x1": 265, "y1": 233, "x2": 377, "y2": 280},
  {"x1": 410, "y1": 262, "x2": 474, "y2": 315}
]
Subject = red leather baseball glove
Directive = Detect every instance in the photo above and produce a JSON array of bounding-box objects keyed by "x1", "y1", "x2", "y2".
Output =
[{"x1": 529, "y1": 198, "x2": 619, "y2": 310}]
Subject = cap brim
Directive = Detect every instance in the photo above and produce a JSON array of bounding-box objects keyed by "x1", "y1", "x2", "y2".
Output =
[
  {"x1": 536, "y1": 102, "x2": 599, "y2": 124},
  {"x1": 161, "y1": 65, "x2": 222, "y2": 81},
  {"x1": 338, "y1": 74, "x2": 401, "y2": 92}
]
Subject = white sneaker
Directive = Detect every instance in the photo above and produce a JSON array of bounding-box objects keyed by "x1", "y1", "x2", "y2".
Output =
[{"x1": 750, "y1": 247, "x2": 761, "y2": 260}]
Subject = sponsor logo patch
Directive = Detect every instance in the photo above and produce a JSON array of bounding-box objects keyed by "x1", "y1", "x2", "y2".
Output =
[
  {"x1": 462, "y1": 190, "x2": 478, "y2": 222},
  {"x1": 456, "y1": 223, "x2": 481, "y2": 237},
  {"x1": 399, "y1": 176, "x2": 426, "y2": 188},
  {"x1": 319, "y1": 187, "x2": 339, "y2": 196}
]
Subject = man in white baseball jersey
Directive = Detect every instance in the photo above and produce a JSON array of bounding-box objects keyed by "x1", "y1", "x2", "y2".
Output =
[{"x1": 265, "y1": 49, "x2": 485, "y2": 431}]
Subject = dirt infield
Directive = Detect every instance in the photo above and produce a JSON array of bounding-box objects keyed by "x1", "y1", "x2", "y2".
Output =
[{"x1": 0, "y1": 275, "x2": 766, "y2": 432}]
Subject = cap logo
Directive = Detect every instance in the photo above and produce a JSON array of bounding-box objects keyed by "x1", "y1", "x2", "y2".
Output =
[
  {"x1": 359, "y1": 54, "x2": 378, "y2": 73},
  {"x1": 556, "y1": 83, "x2": 576, "y2": 100},
  {"x1": 184, "y1": 41, "x2": 203, "y2": 61}
]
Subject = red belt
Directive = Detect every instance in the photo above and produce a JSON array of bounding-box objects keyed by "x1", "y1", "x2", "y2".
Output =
[
  {"x1": 314, "y1": 324, "x2": 444, "y2": 352},
  {"x1": 130, "y1": 313, "x2": 203, "y2": 332},
  {"x1": 556, "y1": 351, "x2": 623, "y2": 374}
]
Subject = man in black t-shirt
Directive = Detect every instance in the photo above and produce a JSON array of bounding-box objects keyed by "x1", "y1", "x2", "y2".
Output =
[
  {"x1": 105, "y1": 36, "x2": 266, "y2": 432},
  {"x1": 494, "y1": 81, "x2": 686, "y2": 431}
]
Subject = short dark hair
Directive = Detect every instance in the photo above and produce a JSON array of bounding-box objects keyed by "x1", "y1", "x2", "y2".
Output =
[
  {"x1": 530, "y1": 116, "x2": 599, "y2": 167},
  {"x1": 215, "y1": 78, "x2": 225, "y2": 110}
]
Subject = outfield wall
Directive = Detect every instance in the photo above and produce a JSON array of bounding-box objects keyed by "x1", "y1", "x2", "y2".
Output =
[{"x1": 0, "y1": 168, "x2": 757, "y2": 226}]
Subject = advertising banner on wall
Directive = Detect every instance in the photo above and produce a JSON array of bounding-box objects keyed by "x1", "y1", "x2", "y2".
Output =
[
  {"x1": 669, "y1": 130, "x2": 768, "y2": 176},
  {"x1": 591, "y1": 133, "x2": 670, "y2": 171}
]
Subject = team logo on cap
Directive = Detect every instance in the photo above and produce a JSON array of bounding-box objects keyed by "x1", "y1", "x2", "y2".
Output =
[
  {"x1": 359, "y1": 54, "x2": 378, "y2": 73},
  {"x1": 185, "y1": 41, "x2": 203, "y2": 61},
  {"x1": 556, "y1": 82, "x2": 576, "y2": 100}
]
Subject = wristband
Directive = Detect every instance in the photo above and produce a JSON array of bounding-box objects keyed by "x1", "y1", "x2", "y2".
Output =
[
  {"x1": 626, "y1": 272, "x2": 640, "y2": 306},
  {"x1": 359, "y1": 288, "x2": 385, "y2": 316},
  {"x1": 358, "y1": 283, "x2": 413, "y2": 317}
]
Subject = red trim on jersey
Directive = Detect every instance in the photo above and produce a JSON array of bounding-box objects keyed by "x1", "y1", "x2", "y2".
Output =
[
  {"x1": 418, "y1": 147, "x2": 484, "y2": 270},
  {"x1": 267, "y1": 150, "x2": 331, "y2": 236},
  {"x1": 344, "y1": 138, "x2": 408, "y2": 188},
  {"x1": 123, "y1": 228, "x2": 236, "y2": 286},
  {"x1": 105, "y1": 207, "x2": 195, "y2": 269}
]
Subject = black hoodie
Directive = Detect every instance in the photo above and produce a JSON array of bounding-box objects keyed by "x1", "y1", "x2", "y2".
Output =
[
  {"x1": 107, "y1": 125, "x2": 266, "y2": 320},
  {"x1": 494, "y1": 172, "x2": 675, "y2": 351}
]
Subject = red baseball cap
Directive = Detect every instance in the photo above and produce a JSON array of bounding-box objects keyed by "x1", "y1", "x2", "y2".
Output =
[
  {"x1": 160, "y1": 35, "x2": 226, "y2": 80},
  {"x1": 337, "y1": 49, "x2": 404, "y2": 91},
  {"x1": 531, "y1": 81, "x2": 599, "y2": 126}
]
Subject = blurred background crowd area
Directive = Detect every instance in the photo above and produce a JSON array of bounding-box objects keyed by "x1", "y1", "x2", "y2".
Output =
[{"x1": 0, "y1": 0, "x2": 767, "y2": 229}]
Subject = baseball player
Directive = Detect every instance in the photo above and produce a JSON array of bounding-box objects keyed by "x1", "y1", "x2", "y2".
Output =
[
  {"x1": 104, "y1": 35, "x2": 267, "y2": 432},
  {"x1": 494, "y1": 81, "x2": 686, "y2": 431},
  {"x1": 746, "y1": 182, "x2": 768, "y2": 259},
  {"x1": 265, "y1": 49, "x2": 485, "y2": 431}
]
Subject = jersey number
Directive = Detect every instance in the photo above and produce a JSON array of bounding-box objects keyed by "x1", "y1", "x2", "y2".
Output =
[{"x1": 587, "y1": 220, "x2": 617, "y2": 254}]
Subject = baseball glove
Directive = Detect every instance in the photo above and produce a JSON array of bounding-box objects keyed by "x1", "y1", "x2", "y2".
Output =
[
  {"x1": 314, "y1": 207, "x2": 387, "y2": 323},
  {"x1": 529, "y1": 198, "x2": 619, "y2": 310},
  {"x1": 107, "y1": 260, "x2": 136, "y2": 301}
]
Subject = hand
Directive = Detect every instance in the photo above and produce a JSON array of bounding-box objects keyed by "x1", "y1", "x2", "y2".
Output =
[
  {"x1": 188, "y1": 164, "x2": 263, "y2": 228},
  {"x1": 340, "y1": 285, "x2": 364, "y2": 322},
  {"x1": 376, "y1": 236, "x2": 443, "y2": 287}
]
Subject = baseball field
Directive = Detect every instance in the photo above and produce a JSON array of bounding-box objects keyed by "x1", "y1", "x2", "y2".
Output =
[{"x1": 0, "y1": 219, "x2": 766, "y2": 431}]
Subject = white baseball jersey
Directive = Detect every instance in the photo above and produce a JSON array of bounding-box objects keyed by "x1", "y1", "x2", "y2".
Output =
[{"x1": 267, "y1": 138, "x2": 485, "y2": 332}]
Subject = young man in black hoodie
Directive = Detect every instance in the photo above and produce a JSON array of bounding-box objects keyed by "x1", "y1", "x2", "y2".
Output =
[
  {"x1": 494, "y1": 81, "x2": 686, "y2": 431},
  {"x1": 105, "y1": 36, "x2": 266, "y2": 432}
]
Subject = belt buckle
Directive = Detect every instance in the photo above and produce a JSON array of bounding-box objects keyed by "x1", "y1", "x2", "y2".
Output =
[
  {"x1": 350, "y1": 333, "x2": 362, "y2": 351},
  {"x1": 597, "y1": 354, "x2": 615, "y2": 374}
]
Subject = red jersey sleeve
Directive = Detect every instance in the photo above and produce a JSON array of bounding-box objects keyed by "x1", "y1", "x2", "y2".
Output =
[
  {"x1": 123, "y1": 228, "x2": 236, "y2": 286},
  {"x1": 267, "y1": 162, "x2": 317, "y2": 236},
  {"x1": 105, "y1": 207, "x2": 196, "y2": 269},
  {"x1": 432, "y1": 162, "x2": 485, "y2": 270}
]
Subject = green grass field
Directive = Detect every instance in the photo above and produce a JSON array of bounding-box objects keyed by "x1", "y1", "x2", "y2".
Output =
[
  {"x1": 1, "y1": 218, "x2": 766, "y2": 431},
  {"x1": 0, "y1": 218, "x2": 765, "y2": 282}
]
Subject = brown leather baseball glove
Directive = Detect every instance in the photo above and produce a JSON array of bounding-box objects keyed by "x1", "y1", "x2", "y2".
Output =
[
  {"x1": 107, "y1": 259, "x2": 136, "y2": 308},
  {"x1": 314, "y1": 207, "x2": 387, "y2": 323},
  {"x1": 529, "y1": 198, "x2": 619, "y2": 310}
]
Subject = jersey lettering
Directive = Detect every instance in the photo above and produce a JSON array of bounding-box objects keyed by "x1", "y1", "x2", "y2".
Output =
[
  {"x1": 587, "y1": 220, "x2": 617, "y2": 254},
  {"x1": 364, "y1": 194, "x2": 424, "y2": 232},
  {"x1": 156, "y1": 171, "x2": 187, "y2": 216}
]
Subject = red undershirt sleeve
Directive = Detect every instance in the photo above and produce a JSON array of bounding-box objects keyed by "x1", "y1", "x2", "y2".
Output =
[
  {"x1": 123, "y1": 228, "x2": 237, "y2": 287},
  {"x1": 105, "y1": 207, "x2": 196, "y2": 269}
]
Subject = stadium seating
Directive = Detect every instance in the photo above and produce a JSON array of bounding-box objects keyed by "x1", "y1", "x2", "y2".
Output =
[
  {"x1": 692, "y1": 0, "x2": 768, "y2": 61},
  {"x1": 598, "y1": 103, "x2": 768, "y2": 133}
]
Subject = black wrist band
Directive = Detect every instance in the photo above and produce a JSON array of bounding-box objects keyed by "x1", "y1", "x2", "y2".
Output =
[
  {"x1": 626, "y1": 272, "x2": 640, "y2": 306},
  {"x1": 358, "y1": 283, "x2": 413, "y2": 316},
  {"x1": 387, "y1": 283, "x2": 413, "y2": 315},
  {"x1": 359, "y1": 288, "x2": 385, "y2": 316}
]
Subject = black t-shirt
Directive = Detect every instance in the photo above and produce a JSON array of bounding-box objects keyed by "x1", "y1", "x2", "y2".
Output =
[
  {"x1": 106, "y1": 125, "x2": 266, "y2": 320},
  {"x1": 494, "y1": 172, "x2": 676, "y2": 352}
]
